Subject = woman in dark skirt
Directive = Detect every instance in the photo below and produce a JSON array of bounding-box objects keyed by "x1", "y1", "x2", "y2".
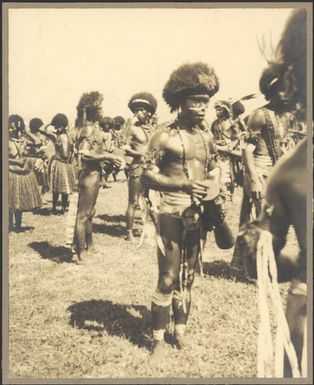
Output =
[
  {"x1": 41, "y1": 113, "x2": 76, "y2": 214},
  {"x1": 8, "y1": 115, "x2": 42, "y2": 232}
]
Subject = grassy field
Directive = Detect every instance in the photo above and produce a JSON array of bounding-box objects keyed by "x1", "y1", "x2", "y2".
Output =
[{"x1": 7, "y1": 176, "x2": 298, "y2": 380}]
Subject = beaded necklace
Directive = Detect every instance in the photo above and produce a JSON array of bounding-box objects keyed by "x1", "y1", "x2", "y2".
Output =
[{"x1": 174, "y1": 120, "x2": 209, "y2": 180}]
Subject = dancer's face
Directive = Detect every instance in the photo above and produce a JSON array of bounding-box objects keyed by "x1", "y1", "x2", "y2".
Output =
[
  {"x1": 269, "y1": 79, "x2": 292, "y2": 112},
  {"x1": 9, "y1": 121, "x2": 18, "y2": 138},
  {"x1": 215, "y1": 106, "x2": 228, "y2": 119},
  {"x1": 181, "y1": 94, "x2": 210, "y2": 125},
  {"x1": 134, "y1": 107, "x2": 151, "y2": 124}
]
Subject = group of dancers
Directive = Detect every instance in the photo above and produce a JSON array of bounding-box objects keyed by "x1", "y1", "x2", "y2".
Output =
[{"x1": 8, "y1": 8, "x2": 308, "y2": 377}]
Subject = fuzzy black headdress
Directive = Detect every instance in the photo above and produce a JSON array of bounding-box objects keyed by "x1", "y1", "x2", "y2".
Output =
[
  {"x1": 128, "y1": 92, "x2": 157, "y2": 115},
  {"x1": 99, "y1": 116, "x2": 114, "y2": 129},
  {"x1": 279, "y1": 8, "x2": 307, "y2": 108},
  {"x1": 29, "y1": 118, "x2": 44, "y2": 133},
  {"x1": 162, "y1": 62, "x2": 219, "y2": 112},
  {"x1": 51, "y1": 113, "x2": 69, "y2": 129}
]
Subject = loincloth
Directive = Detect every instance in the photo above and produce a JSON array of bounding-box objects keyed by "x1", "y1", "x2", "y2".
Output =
[
  {"x1": 128, "y1": 162, "x2": 144, "y2": 178},
  {"x1": 159, "y1": 191, "x2": 193, "y2": 217},
  {"x1": 243, "y1": 155, "x2": 273, "y2": 196}
]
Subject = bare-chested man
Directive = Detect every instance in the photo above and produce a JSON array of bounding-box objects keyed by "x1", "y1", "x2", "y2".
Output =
[
  {"x1": 211, "y1": 100, "x2": 242, "y2": 199},
  {"x1": 239, "y1": 8, "x2": 308, "y2": 377},
  {"x1": 141, "y1": 63, "x2": 221, "y2": 363},
  {"x1": 123, "y1": 92, "x2": 157, "y2": 242},
  {"x1": 73, "y1": 92, "x2": 121, "y2": 263},
  {"x1": 231, "y1": 64, "x2": 296, "y2": 270}
]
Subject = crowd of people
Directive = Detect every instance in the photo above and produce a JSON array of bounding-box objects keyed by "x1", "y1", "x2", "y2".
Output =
[{"x1": 8, "y1": 8, "x2": 308, "y2": 378}]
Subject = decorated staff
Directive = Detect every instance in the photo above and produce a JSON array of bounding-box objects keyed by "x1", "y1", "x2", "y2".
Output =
[
  {"x1": 123, "y1": 92, "x2": 157, "y2": 242},
  {"x1": 8, "y1": 115, "x2": 42, "y2": 232},
  {"x1": 141, "y1": 62, "x2": 234, "y2": 365}
]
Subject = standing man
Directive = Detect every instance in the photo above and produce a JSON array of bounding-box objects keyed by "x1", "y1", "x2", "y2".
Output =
[
  {"x1": 112, "y1": 116, "x2": 126, "y2": 148},
  {"x1": 239, "y1": 8, "x2": 308, "y2": 377},
  {"x1": 141, "y1": 62, "x2": 221, "y2": 363},
  {"x1": 210, "y1": 100, "x2": 241, "y2": 199},
  {"x1": 73, "y1": 91, "x2": 121, "y2": 263},
  {"x1": 124, "y1": 92, "x2": 157, "y2": 242},
  {"x1": 231, "y1": 64, "x2": 296, "y2": 269}
]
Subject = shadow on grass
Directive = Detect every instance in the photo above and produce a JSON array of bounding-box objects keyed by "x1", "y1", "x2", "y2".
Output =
[
  {"x1": 28, "y1": 241, "x2": 74, "y2": 264},
  {"x1": 68, "y1": 300, "x2": 152, "y2": 349},
  {"x1": 96, "y1": 214, "x2": 126, "y2": 223},
  {"x1": 93, "y1": 214, "x2": 126, "y2": 237},
  {"x1": 93, "y1": 223, "x2": 126, "y2": 237},
  {"x1": 202, "y1": 260, "x2": 253, "y2": 284},
  {"x1": 10, "y1": 226, "x2": 35, "y2": 233},
  {"x1": 33, "y1": 207, "x2": 52, "y2": 216}
]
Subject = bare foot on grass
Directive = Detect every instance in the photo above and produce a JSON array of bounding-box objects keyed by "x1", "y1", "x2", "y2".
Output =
[{"x1": 149, "y1": 340, "x2": 168, "y2": 367}]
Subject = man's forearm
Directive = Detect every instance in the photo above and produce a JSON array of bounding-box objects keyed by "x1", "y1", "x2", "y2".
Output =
[
  {"x1": 141, "y1": 170, "x2": 186, "y2": 192},
  {"x1": 81, "y1": 151, "x2": 118, "y2": 162},
  {"x1": 242, "y1": 148, "x2": 258, "y2": 179},
  {"x1": 39, "y1": 129, "x2": 56, "y2": 141},
  {"x1": 9, "y1": 158, "x2": 25, "y2": 167},
  {"x1": 124, "y1": 147, "x2": 142, "y2": 158}
]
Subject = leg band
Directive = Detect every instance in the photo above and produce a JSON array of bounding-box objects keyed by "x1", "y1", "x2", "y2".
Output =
[
  {"x1": 152, "y1": 290, "x2": 173, "y2": 307},
  {"x1": 173, "y1": 289, "x2": 191, "y2": 303},
  {"x1": 173, "y1": 290, "x2": 191, "y2": 325},
  {"x1": 174, "y1": 324, "x2": 186, "y2": 335},
  {"x1": 152, "y1": 329, "x2": 165, "y2": 341}
]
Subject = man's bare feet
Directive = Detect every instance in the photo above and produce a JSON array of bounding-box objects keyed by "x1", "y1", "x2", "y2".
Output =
[
  {"x1": 149, "y1": 340, "x2": 168, "y2": 366},
  {"x1": 75, "y1": 250, "x2": 88, "y2": 265},
  {"x1": 126, "y1": 230, "x2": 135, "y2": 243},
  {"x1": 173, "y1": 332, "x2": 186, "y2": 350}
]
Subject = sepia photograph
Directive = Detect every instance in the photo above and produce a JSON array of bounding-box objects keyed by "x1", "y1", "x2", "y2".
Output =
[{"x1": 2, "y1": 2, "x2": 313, "y2": 383}]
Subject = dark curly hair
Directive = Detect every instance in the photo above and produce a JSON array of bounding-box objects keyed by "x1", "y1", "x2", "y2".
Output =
[
  {"x1": 259, "y1": 63, "x2": 287, "y2": 101},
  {"x1": 163, "y1": 62, "x2": 219, "y2": 112},
  {"x1": 113, "y1": 116, "x2": 125, "y2": 127},
  {"x1": 232, "y1": 101, "x2": 245, "y2": 118},
  {"x1": 99, "y1": 116, "x2": 114, "y2": 130},
  {"x1": 76, "y1": 91, "x2": 104, "y2": 126},
  {"x1": 128, "y1": 92, "x2": 157, "y2": 115},
  {"x1": 51, "y1": 113, "x2": 69, "y2": 129},
  {"x1": 29, "y1": 118, "x2": 44, "y2": 133},
  {"x1": 9, "y1": 114, "x2": 25, "y2": 132}
]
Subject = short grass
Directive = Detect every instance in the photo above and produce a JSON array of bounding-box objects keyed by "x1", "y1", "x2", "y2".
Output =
[{"x1": 7, "y1": 177, "x2": 298, "y2": 380}]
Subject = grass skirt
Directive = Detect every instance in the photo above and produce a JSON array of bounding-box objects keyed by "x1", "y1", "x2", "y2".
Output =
[
  {"x1": 27, "y1": 157, "x2": 49, "y2": 189},
  {"x1": 50, "y1": 158, "x2": 75, "y2": 194},
  {"x1": 9, "y1": 170, "x2": 42, "y2": 210}
]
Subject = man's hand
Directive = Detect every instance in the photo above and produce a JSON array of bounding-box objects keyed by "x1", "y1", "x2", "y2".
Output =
[
  {"x1": 249, "y1": 175, "x2": 265, "y2": 199},
  {"x1": 112, "y1": 156, "x2": 122, "y2": 168},
  {"x1": 182, "y1": 180, "x2": 209, "y2": 201}
]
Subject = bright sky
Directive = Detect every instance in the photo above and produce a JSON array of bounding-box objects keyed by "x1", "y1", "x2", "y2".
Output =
[{"x1": 8, "y1": 7, "x2": 294, "y2": 126}]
